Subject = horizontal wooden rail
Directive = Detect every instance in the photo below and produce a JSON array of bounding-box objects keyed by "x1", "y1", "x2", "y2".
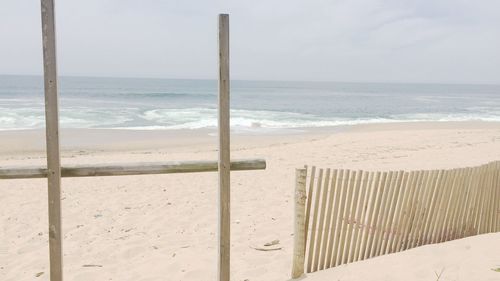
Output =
[{"x1": 0, "y1": 159, "x2": 266, "y2": 179}]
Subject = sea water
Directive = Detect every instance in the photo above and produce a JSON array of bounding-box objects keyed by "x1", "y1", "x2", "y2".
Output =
[{"x1": 1, "y1": 75, "x2": 500, "y2": 131}]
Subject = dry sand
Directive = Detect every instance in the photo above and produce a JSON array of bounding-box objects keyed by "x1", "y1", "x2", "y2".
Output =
[
  {"x1": 305, "y1": 232, "x2": 500, "y2": 281},
  {"x1": 0, "y1": 121, "x2": 499, "y2": 281}
]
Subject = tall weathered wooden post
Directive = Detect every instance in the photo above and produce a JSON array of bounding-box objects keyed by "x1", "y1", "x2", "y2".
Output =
[
  {"x1": 40, "y1": 0, "x2": 63, "y2": 280},
  {"x1": 218, "y1": 13, "x2": 230, "y2": 281}
]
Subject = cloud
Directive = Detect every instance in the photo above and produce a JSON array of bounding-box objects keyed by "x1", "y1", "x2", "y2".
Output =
[{"x1": 0, "y1": 0, "x2": 499, "y2": 83}]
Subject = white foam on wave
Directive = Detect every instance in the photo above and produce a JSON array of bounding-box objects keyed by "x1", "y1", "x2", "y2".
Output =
[
  {"x1": 139, "y1": 108, "x2": 356, "y2": 129},
  {"x1": 0, "y1": 107, "x2": 45, "y2": 130},
  {"x1": 392, "y1": 112, "x2": 500, "y2": 122},
  {"x1": 0, "y1": 106, "x2": 136, "y2": 130},
  {"x1": 2, "y1": 106, "x2": 500, "y2": 131},
  {"x1": 131, "y1": 108, "x2": 500, "y2": 130}
]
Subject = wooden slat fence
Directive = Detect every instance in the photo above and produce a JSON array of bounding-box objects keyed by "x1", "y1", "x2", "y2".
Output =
[{"x1": 291, "y1": 161, "x2": 500, "y2": 278}]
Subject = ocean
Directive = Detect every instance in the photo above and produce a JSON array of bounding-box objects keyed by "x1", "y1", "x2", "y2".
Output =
[{"x1": 1, "y1": 75, "x2": 500, "y2": 131}]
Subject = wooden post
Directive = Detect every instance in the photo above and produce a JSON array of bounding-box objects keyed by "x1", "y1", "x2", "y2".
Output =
[
  {"x1": 40, "y1": 0, "x2": 63, "y2": 280},
  {"x1": 292, "y1": 168, "x2": 307, "y2": 279},
  {"x1": 218, "y1": 13, "x2": 230, "y2": 281}
]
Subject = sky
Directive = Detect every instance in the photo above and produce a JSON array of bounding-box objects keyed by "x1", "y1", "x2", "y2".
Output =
[{"x1": 0, "y1": 0, "x2": 499, "y2": 84}]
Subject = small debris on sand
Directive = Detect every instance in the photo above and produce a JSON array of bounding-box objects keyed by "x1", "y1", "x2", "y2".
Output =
[
  {"x1": 251, "y1": 246, "x2": 282, "y2": 252},
  {"x1": 264, "y1": 239, "x2": 279, "y2": 247}
]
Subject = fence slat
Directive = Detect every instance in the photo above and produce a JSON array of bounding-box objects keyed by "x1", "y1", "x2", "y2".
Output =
[
  {"x1": 493, "y1": 162, "x2": 500, "y2": 232},
  {"x1": 430, "y1": 169, "x2": 452, "y2": 244},
  {"x1": 325, "y1": 169, "x2": 343, "y2": 268},
  {"x1": 485, "y1": 163, "x2": 496, "y2": 234},
  {"x1": 404, "y1": 170, "x2": 427, "y2": 250},
  {"x1": 470, "y1": 166, "x2": 486, "y2": 236},
  {"x1": 364, "y1": 172, "x2": 388, "y2": 259},
  {"x1": 382, "y1": 171, "x2": 406, "y2": 255},
  {"x1": 416, "y1": 170, "x2": 439, "y2": 246},
  {"x1": 370, "y1": 171, "x2": 393, "y2": 257},
  {"x1": 397, "y1": 170, "x2": 420, "y2": 252},
  {"x1": 343, "y1": 170, "x2": 363, "y2": 264},
  {"x1": 306, "y1": 168, "x2": 323, "y2": 272},
  {"x1": 409, "y1": 170, "x2": 431, "y2": 248},
  {"x1": 456, "y1": 168, "x2": 474, "y2": 239},
  {"x1": 481, "y1": 164, "x2": 491, "y2": 234},
  {"x1": 481, "y1": 164, "x2": 492, "y2": 234},
  {"x1": 452, "y1": 168, "x2": 469, "y2": 239},
  {"x1": 464, "y1": 167, "x2": 477, "y2": 237},
  {"x1": 351, "y1": 171, "x2": 371, "y2": 262},
  {"x1": 440, "y1": 168, "x2": 459, "y2": 241},
  {"x1": 291, "y1": 168, "x2": 307, "y2": 279},
  {"x1": 319, "y1": 169, "x2": 337, "y2": 270},
  {"x1": 304, "y1": 166, "x2": 316, "y2": 253},
  {"x1": 357, "y1": 171, "x2": 380, "y2": 261},
  {"x1": 480, "y1": 165, "x2": 491, "y2": 235},
  {"x1": 314, "y1": 169, "x2": 331, "y2": 271},
  {"x1": 489, "y1": 164, "x2": 497, "y2": 233},
  {"x1": 336, "y1": 170, "x2": 357, "y2": 265},
  {"x1": 495, "y1": 162, "x2": 500, "y2": 232},
  {"x1": 421, "y1": 170, "x2": 444, "y2": 245},
  {"x1": 475, "y1": 165, "x2": 487, "y2": 235},
  {"x1": 330, "y1": 169, "x2": 350, "y2": 266},
  {"x1": 448, "y1": 169, "x2": 465, "y2": 241},
  {"x1": 389, "y1": 171, "x2": 413, "y2": 253},
  {"x1": 374, "y1": 171, "x2": 397, "y2": 256}
]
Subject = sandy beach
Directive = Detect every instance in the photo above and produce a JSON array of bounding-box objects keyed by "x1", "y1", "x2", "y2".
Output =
[{"x1": 1, "y1": 121, "x2": 500, "y2": 281}]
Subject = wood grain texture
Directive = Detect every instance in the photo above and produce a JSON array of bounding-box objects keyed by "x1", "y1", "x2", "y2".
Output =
[
  {"x1": 388, "y1": 171, "x2": 410, "y2": 253},
  {"x1": 470, "y1": 166, "x2": 486, "y2": 236},
  {"x1": 343, "y1": 170, "x2": 363, "y2": 264},
  {"x1": 451, "y1": 169, "x2": 468, "y2": 239},
  {"x1": 369, "y1": 171, "x2": 392, "y2": 258},
  {"x1": 304, "y1": 166, "x2": 316, "y2": 254},
  {"x1": 0, "y1": 159, "x2": 266, "y2": 179},
  {"x1": 218, "y1": 14, "x2": 230, "y2": 281},
  {"x1": 314, "y1": 169, "x2": 330, "y2": 271},
  {"x1": 494, "y1": 163, "x2": 500, "y2": 232},
  {"x1": 414, "y1": 170, "x2": 436, "y2": 247},
  {"x1": 485, "y1": 164, "x2": 496, "y2": 233},
  {"x1": 456, "y1": 168, "x2": 473, "y2": 239},
  {"x1": 306, "y1": 169, "x2": 323, "y2": 272},
  {"x1": 442, "y1": 169, "x2": 461, "y2": 241},
  {"x1": 40, "y1": 0, "x2": 63, "y2": 280},
  {"x1": 382, "y1": 171, "x2": 405, "y2": 255},
  {"x1": 400, "y1": 170, "x2": 422, "y2": 251},
  {"x1": 319, "y1": 169, "x2": 335, "y2": 270},
  {"x1": 331, "y1": 170, "x2": 350, "y2": 266},
  {"x1": 408, "y1": 170, "x2": 430, "y2": 249},
  {"x1": 359, "y1": 171, "x2": 382, "y2": 260},
  {"x1": 431, "y1": 170, "x2": 452, "y2": 243},
  {"x1": 336, "y1": 170, "x2": 357, "y2": 265},
  {"x1": 420, "y1": 170, "x2": 442, "y2": 245},
  {"x1": 296, "y1": 162, "x2": 499, "y2": 274},
  {"x1": 351, "y1": 171, "x2": 370, "y2": 262},
  {"x1": 325, "y1": 169, "x2": 343, "y2": 268},
  {"x1": 291, "y1": 168, "x2": 307, "y2": 279}
]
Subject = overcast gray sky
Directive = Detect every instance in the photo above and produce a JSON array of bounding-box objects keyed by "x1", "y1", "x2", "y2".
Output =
[{"x1": 0, "y1": 0, "x2": 499, "y2": 84}]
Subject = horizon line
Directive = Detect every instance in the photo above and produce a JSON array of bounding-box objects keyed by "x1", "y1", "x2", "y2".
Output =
[{"x1": 1, "y1": 73, "x2": 500, "y2": 87}]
